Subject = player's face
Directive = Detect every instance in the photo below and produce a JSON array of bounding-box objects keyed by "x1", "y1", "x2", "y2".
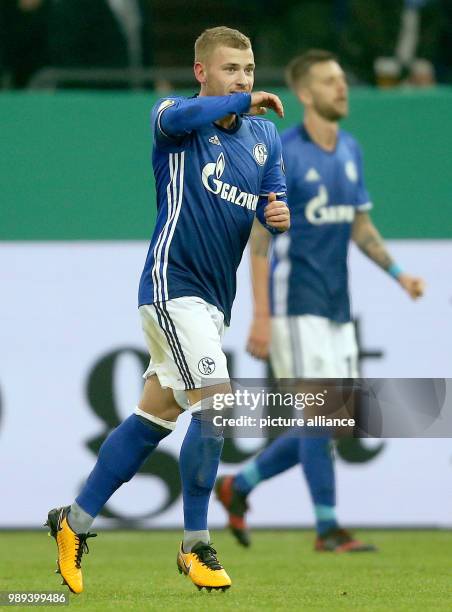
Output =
[
  {"x1": 196, "y1": 46, "x2": 255, "y2": 96},
  {"x1": 302, "y1": 61, "x2": 348, "y2": 121}
]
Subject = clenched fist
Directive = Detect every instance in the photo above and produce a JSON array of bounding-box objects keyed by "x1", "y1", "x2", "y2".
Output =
[
  {"x1": 265, "y1": 192, "x2": 290, "y2": 232},
  {"x1": 398, "y1": 274, "x2": 425, "y2": 299}
]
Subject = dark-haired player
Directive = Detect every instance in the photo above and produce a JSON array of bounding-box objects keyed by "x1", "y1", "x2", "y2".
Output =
[{"x1": 217, "y1": 50, "x2": 424, "y2": 551}]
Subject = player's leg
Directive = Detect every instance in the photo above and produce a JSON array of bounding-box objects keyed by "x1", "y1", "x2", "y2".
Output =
[
  {"x1": 177, "y1": 383, "x2": 231, "y2": 591},
  {"x1": 288, "y1": 316, "x2": 375, "y2": 551},
  {"x1": 46, "y1": 375, "x2": 181, "y2": 593},
  {"x1": 236, "y1": 314, "x2": 359, "y2": 549},
  {"x1": 72, "y1": 375, "x2": 180, "y2": 529},
  {"x1": 216, "y1": 430, "x2": 299, "y2": 546},
  {"x1": 298, "y1": 430, "x2": 339, "y2": 540},
  {"x1": 180, "y1": 388, "x2": 226, "y2": 553},
  {"x1": 156, "y1": 298, "x2": 231, "y2": 590},
  {"x1": 215, "y1": 316, "x2": 302, "y2": 546},
  {"x1": 289, "y1": 316, "x2": 341, "y2": 542},
  {"x1": 314, "y1": 321, "x2": 376, "y2": 552},
  {"x1": 46, "y1": 307, "x2": 184, "y2": 594}
]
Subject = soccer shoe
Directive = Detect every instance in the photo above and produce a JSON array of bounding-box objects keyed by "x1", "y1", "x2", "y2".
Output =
[
  {"x1": 177, "y1": 542, "x2": 232, "y2": 591},
  {"x1": 215, "y1": 475, "x2": 251, "y2": 547},
  {"x1": 45, "y1": 506, "x2": 96, "y2": 594},
  {"x1": 315, "y1": 528, "x2": 377, "y2": 553}
]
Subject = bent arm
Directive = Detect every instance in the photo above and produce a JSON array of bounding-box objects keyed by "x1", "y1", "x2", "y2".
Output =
[
  {"x1": 246, "y1": 219, "x2": 272, "y2": 359},
  {"x1": 352, "y1": 211, "x2": 425, "y2": 298},
  {"x1": 158, "y1": 94, "x2": 251, "y2": 138},
  {"x1": 352, "y1": 211, "x2": 394, "y2": 271},
  {"x1": 250, "y1": 219, "x2": 272, "y2": 317}
]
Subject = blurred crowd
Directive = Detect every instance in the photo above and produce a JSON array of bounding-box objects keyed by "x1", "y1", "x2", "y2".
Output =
[{"x1": 0, "y1": 0, "x2": 451, "y2": 90}]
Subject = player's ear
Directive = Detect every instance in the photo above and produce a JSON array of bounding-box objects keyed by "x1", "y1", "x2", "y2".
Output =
[
  {"x1": 297, "y1": 86, "x2": 311, "y2": 107},
  {"x1": 194, "y1": 61, "x2": 207, "y2": 85}
]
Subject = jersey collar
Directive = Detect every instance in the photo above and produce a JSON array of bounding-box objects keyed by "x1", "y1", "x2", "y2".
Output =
[
  {"x1": 300, "y1": 123, "x2": 340, "y2": 154},
  {"x1": 214, "y1": 114, "x2": 243, "y2": 134}
]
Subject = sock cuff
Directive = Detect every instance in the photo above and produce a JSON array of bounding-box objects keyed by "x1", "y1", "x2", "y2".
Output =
[
  {"x1": 134, "y1": 407, "x2": 176, "y2": 431},
  {"x1": 314, "y1": 504, "x2": 337, "y2": 521},
  {"x1": 241, "y1": 460, "x2": 262, "y2": 488},
  {"x1": 183, "y1": 530, "x2": 210, "y2": 551}
]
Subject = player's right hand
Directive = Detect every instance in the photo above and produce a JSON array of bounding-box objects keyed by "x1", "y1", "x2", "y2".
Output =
[
  {"x1": 246, "y1": 315, "x2": 271, "y2": 360},
  {"x1": 398, "y1": 274, "x2": 425, "y2": 299},
  {"x1": 249, "y1": 91, "x2": 284, "y2": 118}
]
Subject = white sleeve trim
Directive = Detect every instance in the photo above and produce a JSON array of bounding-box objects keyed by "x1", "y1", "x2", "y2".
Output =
[
  {"x1": 357, "y1": 201, "x2": 373, "y2": 211},
  {"x1": 259, "y1": 191, "x2": 287, "y2": 197},
  {"x1": 156, "y1": 99, "x2": 176, "y2": 139}
]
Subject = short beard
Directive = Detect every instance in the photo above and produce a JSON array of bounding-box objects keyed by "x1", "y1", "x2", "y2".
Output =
[{"x1": 313, "y1": 100, "x2": 347, "y2": 122}]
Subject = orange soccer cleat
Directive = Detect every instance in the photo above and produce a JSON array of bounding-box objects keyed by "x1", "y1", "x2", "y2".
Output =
[
  {"x1": 45, "y1": 506, "x2": 96, "y2": 594},
  {"x1": 177, "y1": 542, "x2": 232, "y2": 591}
]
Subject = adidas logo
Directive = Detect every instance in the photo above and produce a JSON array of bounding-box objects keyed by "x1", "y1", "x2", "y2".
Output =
[
  {"x1": 209, "y1": 135, "x2": 221, "y2": 146},
  {"x1": 305, "y1": 168, "x2": 320, "y2": 182}
]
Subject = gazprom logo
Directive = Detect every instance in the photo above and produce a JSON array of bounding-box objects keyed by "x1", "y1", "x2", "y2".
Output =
[
  {"x1": 215, "y1": 152, "x2": 225, "y2": 178},
  {"x1": 305, "y1": 186, "x2": 355, "y2": 224},
  {"x1": 201, "y1": 152, "x2": 259, "y2": 211}
]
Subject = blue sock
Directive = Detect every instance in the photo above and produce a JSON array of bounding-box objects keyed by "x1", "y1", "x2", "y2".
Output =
[
  {"x1": 76, "y1": 414, "x2": 171, "y2": 517},
  {"x1": 298, "y1": 436, "x2": 338, "y2": 536},
  {"x1": 179, "y1": 413, "x2": 224, "y2": 531},
  {"x1": 234, "y1": 429, "x2": 300, "y2": 496}
]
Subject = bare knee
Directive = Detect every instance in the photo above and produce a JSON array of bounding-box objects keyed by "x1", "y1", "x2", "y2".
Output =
[
  {"x1": 138, "y1": 375, "x2": 183, "y2": 422},
  {"x1": 186, "y1": 382, "x2": 232, "y2": 410}
]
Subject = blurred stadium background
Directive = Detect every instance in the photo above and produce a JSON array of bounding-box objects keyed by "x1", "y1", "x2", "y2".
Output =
[{"x1": 1, "y1": 0, "x2": 452, "y2": 536}]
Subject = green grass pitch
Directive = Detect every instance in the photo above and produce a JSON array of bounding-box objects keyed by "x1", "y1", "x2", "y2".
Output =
[{"x1": 1, "y1": 530, "x2": 451, "y2": 610}]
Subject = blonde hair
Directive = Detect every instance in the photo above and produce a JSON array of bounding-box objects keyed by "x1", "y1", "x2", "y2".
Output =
[{"x1": 195, "y1": 26, "x2": 251, "y2": 63}]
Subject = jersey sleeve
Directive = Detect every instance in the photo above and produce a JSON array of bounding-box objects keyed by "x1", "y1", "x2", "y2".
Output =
[
  {"x1": 255, "y1": 124, "x2": 288, "y2": 234},
  {"x1": 151, "y1": 94, "x2": 251, "y2": 150},
  {"x1": 354, "y1": 141, "x2": 373, "y2": 212}
]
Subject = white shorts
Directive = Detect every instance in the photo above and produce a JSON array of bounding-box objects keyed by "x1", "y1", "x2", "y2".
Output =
[
  {"x1": 271, "y1": 315, "x2": 359, "y2": 378},
  {"x1": 139, "y1": 296, "x2": 229, "y2": 392}
]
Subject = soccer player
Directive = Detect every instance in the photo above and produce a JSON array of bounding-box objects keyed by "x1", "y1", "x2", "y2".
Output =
[
  {"x1": 216, "y1": 50, "x2": 425, "y2": 551},
  {"x1": 45, "y1": 26, "x2": 289, "y2": 593}
]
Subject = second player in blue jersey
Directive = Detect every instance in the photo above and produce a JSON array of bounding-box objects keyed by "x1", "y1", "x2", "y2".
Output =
[
  {"x1": 217, "y1": 50, "x2": 424, "y2": 552},
  {"x1": 271, "y1": 125, "x2": 371, "y2": 322}
]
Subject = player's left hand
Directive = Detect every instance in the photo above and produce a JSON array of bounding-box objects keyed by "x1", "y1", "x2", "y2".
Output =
[
  {"x1": 265, "y1": 192, "x2": 290, "y2": 232},
  {"x1": 398, "y1": 273, "x2": 425, "y2": 299}
]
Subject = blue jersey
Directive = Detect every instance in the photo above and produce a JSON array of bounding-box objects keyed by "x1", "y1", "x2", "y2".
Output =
[
  {"x1": 270, "y1": 125, "x2": 372, "y2": 322},
  {"x1": 139, "y1": 94, "x2": 286, "y2": 325}
]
